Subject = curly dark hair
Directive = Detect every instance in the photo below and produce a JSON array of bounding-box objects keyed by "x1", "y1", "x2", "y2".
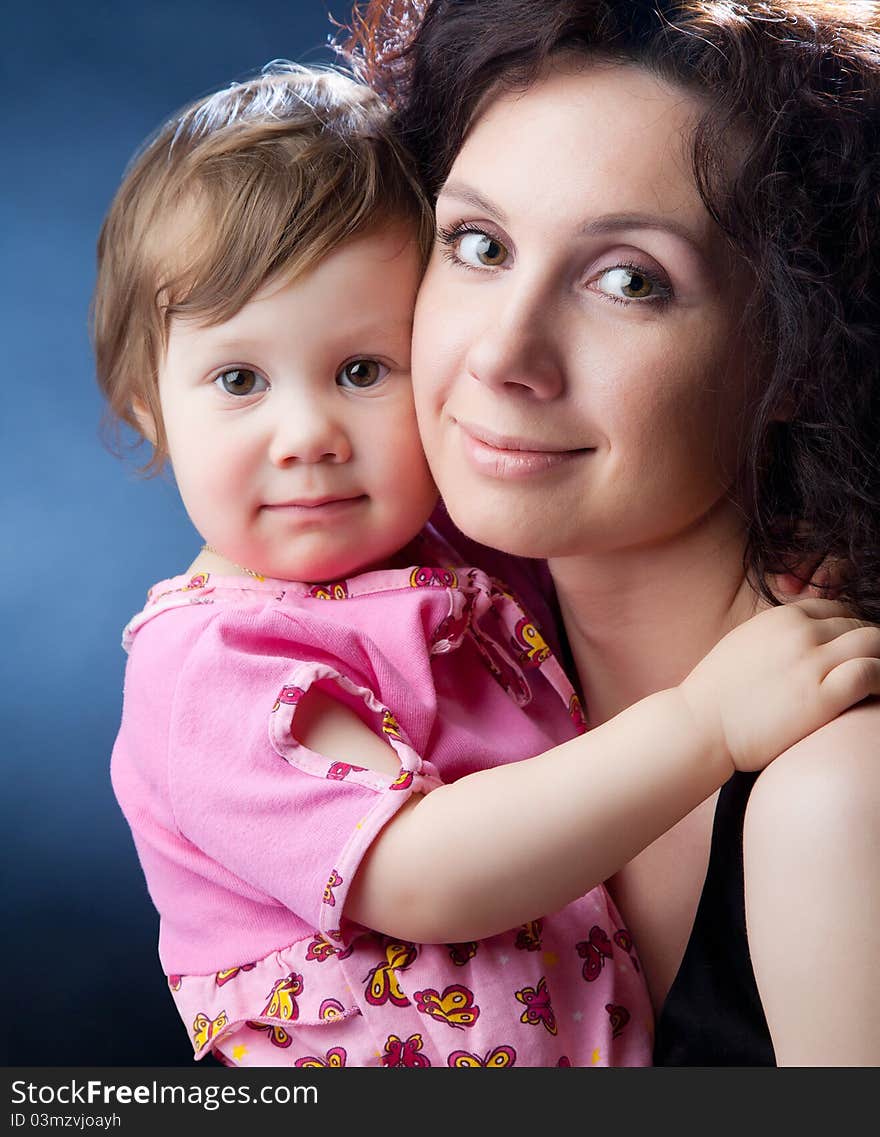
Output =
[{"x1": 340, "y1": 1, "x2": 880, "y2": 620}]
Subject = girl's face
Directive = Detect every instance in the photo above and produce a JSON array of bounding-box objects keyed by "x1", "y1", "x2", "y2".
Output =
[
  {"x1": 412, "y1": 61, "x2": 758, "y2": 560},
  {"x1": 146, "y1": 226, "x2": 437, "y2": 582}
]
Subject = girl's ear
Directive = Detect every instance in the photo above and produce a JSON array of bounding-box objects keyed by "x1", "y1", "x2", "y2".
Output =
[{"x1": 131, "y1": 397, "x2": 158, "y2": 445}]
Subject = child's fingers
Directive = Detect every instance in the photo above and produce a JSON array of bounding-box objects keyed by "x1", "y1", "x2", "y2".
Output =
[
  {"x1": 820, "y1": 656, "x2": 880, "y2": 711},
  {"x1": 790, "y1": 597, "x2": 854, "y2": 620},
  {"x1": 819, "y1": 625, "x2": 880, "y2": 676},
  {"x1": 811, "y1": 616, "x2": 871, "y2": 645}
]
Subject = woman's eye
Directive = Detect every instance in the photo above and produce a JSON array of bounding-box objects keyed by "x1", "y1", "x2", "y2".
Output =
[
  {"x1": 594, "y1": 266, "x2": 671, "y2": 303},
  {"x1": 336, "y1": 359, "x2": 389, "y2": 389},
  {"x1": 439, "y1": 226, "x2": 510, "y2": 270},
  {"x1": 213, "y1": 368, "x2": 267, "y2": 396}
]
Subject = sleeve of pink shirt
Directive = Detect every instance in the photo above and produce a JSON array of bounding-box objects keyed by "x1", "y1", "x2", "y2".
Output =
[{"x1": 163, "y1": 605, "x2": 443, "y2": 948}]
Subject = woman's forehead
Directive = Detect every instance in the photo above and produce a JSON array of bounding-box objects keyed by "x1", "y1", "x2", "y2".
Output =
[{"x1": 446, "y1": 60, "x2": 714, "y2": 236}]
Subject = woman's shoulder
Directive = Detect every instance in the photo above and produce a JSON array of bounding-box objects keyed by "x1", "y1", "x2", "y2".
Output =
[
  {"x1": 746, "y1": 697, "x2": 880, "y2": 830},
  {"x1": 741, "y1": 699, "x2": 880, "y2": 1064}
]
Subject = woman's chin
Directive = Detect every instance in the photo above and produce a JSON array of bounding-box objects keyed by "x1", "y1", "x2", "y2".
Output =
[{"x1": 440, "y1": 497, "x2": 568, "y2": 560}]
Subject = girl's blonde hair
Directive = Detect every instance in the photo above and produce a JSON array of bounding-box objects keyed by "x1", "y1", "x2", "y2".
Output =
[{"x1": 91, "y1": 62, "x2": 432, "y2": 471}]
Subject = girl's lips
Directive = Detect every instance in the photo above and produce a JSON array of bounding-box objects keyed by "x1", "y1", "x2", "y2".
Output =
[
  {"x1": 262, "y1": 496, "x2": 367, "y2": 516},
  {"x1": 456, "y1": 422, "x2": 591, "y2": 480}
]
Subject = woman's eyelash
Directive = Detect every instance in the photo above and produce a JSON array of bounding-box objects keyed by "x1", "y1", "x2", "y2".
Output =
[
  {"x1": 436, "y1": 223, "x2": 503, "y2": 271},
  {"x1": 595, "y1": 262, "x2": 673, "y2": 307},
  {"x1": 437, "y1": 224, "x2": 672, "y2": 305}
]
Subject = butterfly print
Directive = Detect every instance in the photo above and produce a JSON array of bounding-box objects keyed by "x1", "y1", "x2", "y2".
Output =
[
  {"x1": 323, "y1": 870, "x2": 343, "y2": 907},
  {"x1": 215, "y1": 963, "x2": 256, "y2": 986},
  {"x1": 364, "y1": 941, "x2": 417, "y2": 1007},
  {"x1": 246, "y1": 1021, "x2": 293, "y2": 1049},
  {"x1": 305, "y1": 934, "x2": 353, "y2": 963},
  {"x1": 613, "y1": 929, "x2": 641, "y2": 973},
  {"x1": 447, "y1": 1045, "x2": 516, "y2": 1068},
  {"x1": 409, "y1": 566, "x2": 458, "y2": 589},
  {"x1": 264, "y1": 975, "x2": 303, "y2": 1018},
  {"x1": 447, "y1": 942, "x2": 478, "y2": 967},
  {"x1": 515, "y1": 977, "x2": 558, "y2": 1035},
  {"x1": 568, "y1": 694, "x2": 587, "y2": 731},
  {"x1": 192, "y1": 1010, "x2": 228, "y2": 1051},
  {"x1": 515, "y1": 920, "x2": 544, "y2": 952},
  {"x1": 308, "y1": 582, "x2": 349, "y2": 600},
  {"x1": 510, "y1": 616, "x2": 551, "y2": 668},
  {"x1": 318, "y1": 998, "x2": 346, "y2": 1022},
  {"x1": 381, "y1": 710, "x2": 404, "y2": 741},
  {"x1": 326, "y1": 761, "x2": 367, "y2": 781},
  {"x1": 272, "y1": 685, "x2": 305, "y2": 712},
  {"x1": 381, "y1": 1033, "x2": 431, "y2": 1068},
  {"x1": 295, "y1": 1046, "x2": 347, "y2": 1067},
  {"x1": 414, "y1": 985, "x2": 480, "y2": 1029},
  {"x1": 389, "y1": 770, "x2": 414, "y2": 791},
  {"x1": 605, "y1": 1003, "x2": 631, "y2": 1039},
  {"x1": 576, "y1": 926, "x2": 613, "y2": 982}
]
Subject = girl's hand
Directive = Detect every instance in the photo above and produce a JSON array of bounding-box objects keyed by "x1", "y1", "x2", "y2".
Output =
[{"x1": 679, "y1": 599, "x2": 880, "y2": 774}]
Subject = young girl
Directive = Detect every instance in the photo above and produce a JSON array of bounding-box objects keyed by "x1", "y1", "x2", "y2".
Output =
[{"x1": 94, "y1": 64, "x2": 880, "y2": 1068}]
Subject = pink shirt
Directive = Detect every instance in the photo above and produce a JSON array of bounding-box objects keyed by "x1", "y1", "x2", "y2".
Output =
[{"x1": 112, "y1": 528, "x2": 652, "y2": 1067}]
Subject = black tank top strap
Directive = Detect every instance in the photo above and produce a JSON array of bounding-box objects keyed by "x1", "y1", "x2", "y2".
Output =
[{"x1": 653, "y1": 771, "x2": 776, "y2": 1066}]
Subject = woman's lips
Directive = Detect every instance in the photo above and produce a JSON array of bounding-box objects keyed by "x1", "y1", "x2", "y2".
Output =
[{"x1": 456, "y1": 421, "x2": 591, "y2": 479}]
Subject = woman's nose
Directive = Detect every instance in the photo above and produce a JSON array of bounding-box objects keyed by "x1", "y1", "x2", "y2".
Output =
[
  {"x1": 267, "y1": 397, "x2": 352, "y2": 466},
  {"x1": 464, "y1": 285, "x2": 565, "y2": 399}
]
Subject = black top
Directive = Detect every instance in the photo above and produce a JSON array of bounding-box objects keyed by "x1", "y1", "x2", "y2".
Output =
[{"x1": 653, "y1": 772, "x2": 776, "y2": 1066}]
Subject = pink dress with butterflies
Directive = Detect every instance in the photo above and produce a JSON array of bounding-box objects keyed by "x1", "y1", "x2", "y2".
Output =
[{"x1": 111, "y1": 525, "x2": 652, "y2": 1068}]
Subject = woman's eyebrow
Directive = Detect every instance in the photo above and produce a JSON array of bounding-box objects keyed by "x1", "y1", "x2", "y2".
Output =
[
  {"x1": 581, "y1": 213, "x2": 707, "y2": 254},
  {"x1": 439, "y1": 187, "x2": 708, "y2": 254},
  {"x1": 438, "y1": 180, "x2": 509, "y2": 225}
]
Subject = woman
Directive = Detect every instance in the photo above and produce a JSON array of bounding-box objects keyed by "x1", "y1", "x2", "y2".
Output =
[{"x1": 343, "y1": 0, "x2": 880, "y2": 1064}]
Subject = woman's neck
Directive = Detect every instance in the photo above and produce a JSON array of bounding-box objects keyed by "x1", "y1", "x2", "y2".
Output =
[{"x1": 549, "y1": 503, "x2": 763, "y2": 728}]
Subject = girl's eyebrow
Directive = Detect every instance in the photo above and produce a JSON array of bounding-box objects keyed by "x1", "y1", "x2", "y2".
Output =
[{"x1": 439, "y1": 182, "x2": 707, "y2": 255}]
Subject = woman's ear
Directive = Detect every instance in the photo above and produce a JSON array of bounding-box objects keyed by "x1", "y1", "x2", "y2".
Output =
[{"x1": 131, "y1": 397, "x2": 158, "y2": 445}]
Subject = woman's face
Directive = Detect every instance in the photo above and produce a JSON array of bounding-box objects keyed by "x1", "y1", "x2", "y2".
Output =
[{"x1": 412, "y1": 61, "x2": 757, "y2": 559}]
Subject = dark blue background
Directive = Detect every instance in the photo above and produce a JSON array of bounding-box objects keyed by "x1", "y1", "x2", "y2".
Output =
[{"x1": 4, "y1": 1, "x2": 341, "y2": 1066}]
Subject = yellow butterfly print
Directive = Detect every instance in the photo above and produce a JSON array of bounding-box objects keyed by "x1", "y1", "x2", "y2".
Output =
[
  {"x1": 414, "y1": 984, "x2": 481, "y2": 1029},
  {"x1": 447, "y1": 941, "x2": 479, "y2": 966},
  {"x1": 192, "y1": 1010, "x2": 228, "y2": 1051},
  {"x1": 512, "y1": 616, "x2": 551, "y2": 666},
  {"x1": 447, "y1": 1045, "x2": 516, "y2": 1067},
  {"x1": 215, "y1": 962, "x2": 256, "y2": 986},
  {"x1": 514, "y1": 920, "x2": 544, "y2": 952},
  {"x1": 364, "y1": 941, "x2": 417, "y2": 1007},
  {"x1": 261, "y1": 973, "x2": 303, "y2": 1021},
  {"x1": 381, "y1": 710, "x2": 403, "y2": 740}
]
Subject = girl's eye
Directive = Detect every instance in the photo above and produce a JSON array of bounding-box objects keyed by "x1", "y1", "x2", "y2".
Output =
[
  {"x1": 336, "y1": 359, "x2": 389, "y2": 389},
  {"x1": 593, "y1": 266, "x2": 671, "y2": 304},
  {"x1": 213, "y1": 368, "x2": 267, "y2": 396},
  {"x1": 438, "y1": 225, "x2": 511, "y2": 270}
]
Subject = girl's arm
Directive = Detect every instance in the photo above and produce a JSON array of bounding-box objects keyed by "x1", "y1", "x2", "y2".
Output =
[
  {"x1": 296, "y1": 600, "x2": 880, "y2": 944},
  {"x1": 743, "y1": 698, "x2": 880, "y2": 1066}
]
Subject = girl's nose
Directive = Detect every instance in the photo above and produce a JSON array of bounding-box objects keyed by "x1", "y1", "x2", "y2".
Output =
[
  {"x1": 464, "y1": 284, "x2": 565, "y2": 399},
  {"x1": 267, "y1": 398, "x2": 352, "y2": 466}
]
